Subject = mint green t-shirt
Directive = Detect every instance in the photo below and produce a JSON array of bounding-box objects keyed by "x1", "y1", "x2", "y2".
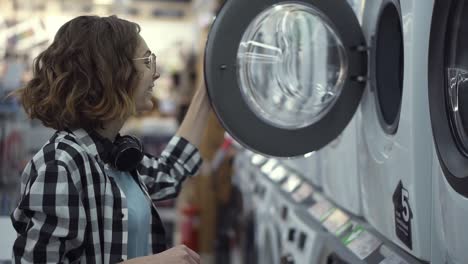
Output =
[{"x1": 107, "y1": 167, "x2": 151, "y2": 259}]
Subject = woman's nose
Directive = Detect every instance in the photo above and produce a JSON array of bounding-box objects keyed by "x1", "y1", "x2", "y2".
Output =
[{"x1": 153, "y1": 71, "x2": 160, "y2": 81}]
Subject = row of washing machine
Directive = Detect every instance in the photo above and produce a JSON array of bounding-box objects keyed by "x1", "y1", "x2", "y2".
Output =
[
  {"x1": 204, "y1": 0, "x2": 468, "y2": 263},
  {"x1": 234, "y1": 150, "x2": 425, "y2": 264}
]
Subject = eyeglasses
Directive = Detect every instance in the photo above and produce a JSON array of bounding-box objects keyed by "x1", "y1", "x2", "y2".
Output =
[{"x1": 133, "y1": 53, "x2": 157, "y2": 76}]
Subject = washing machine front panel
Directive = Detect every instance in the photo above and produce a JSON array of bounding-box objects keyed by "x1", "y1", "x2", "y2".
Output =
[
  {"x1": 320, "y1": 0, "x2": 366, "y2": 217},
  {"x1": 321, "y1": 113, "x2": 361, "y2": 215},
  {"x1": 359, "y1": 0, "x2": 434, "y2": 260},
  {"x1": 256, "y1": 218, "x2": 282, "y2": 264},
  {"x1": 205, "y1": 0, "x2": 367, "y2": 157},
  {"x1": 429, "y1": 0, "x2": 468, "y2": 262},
  {"x1": 429, "y1": 0, "x2": 468, "y2": 196},
  {"x1": 281, "y1": 208, "x2": 326, "y2": 264},
  {"x1": 435, "y1": 162, "x2": 468, "y2": 263},
  {"x1": 347, "y1": 0, "x2": 366, "y2": 24},
  {"x1": 281, "y1": 154, "x2": 322, "y2": 188}
]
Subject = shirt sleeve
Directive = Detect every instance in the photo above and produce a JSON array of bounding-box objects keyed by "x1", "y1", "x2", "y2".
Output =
[
  {"x1": 136, "y1": 136, "x2": 202, "y2": 201},
  {"x1": 11, "y1": 161, "x2": 86, "y2": 264}
]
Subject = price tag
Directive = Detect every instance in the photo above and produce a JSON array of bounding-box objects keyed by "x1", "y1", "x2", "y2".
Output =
[
  {"x1": 323, "y1": 209, "x2": 350, "y2": 234},
  {"x1": 308, "y1": 200, "x2": 335, "y2": 222},
  {"x1": 292, "y1": 183, "x2": 314, "y2": 203},
  {"x1": 260, "y1": 159, "x2": 278, "y2": 174},
  {"x1": 269, "y1": 165, "x2": 288, "y2": 182},
  {"x1": 281, "y1": 174, "x2": 302, "y2": 193},
  {"x1": 346, "y1": 230, "x2": 381, "y2": 260},
  {"x1": 251, "y1": 154, "x2": 267, "y2": 165}
]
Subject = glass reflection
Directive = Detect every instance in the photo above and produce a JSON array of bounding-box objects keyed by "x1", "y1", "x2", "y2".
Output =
[
  {"x1": 447, "y1": 68, "x2": 468, "y2": 151},
  {"x1": 261, "y1": 159, "x2": 279, "y2": 174},
  {"x1": 251, "y1": 153, "x2": 267, "y2": 165},
  {"x1": 282, "y1": 174, "x2": 302, "y2": 192},
  {"x1": 238, "y1": 3, "x2": 348, "y2": 129}
]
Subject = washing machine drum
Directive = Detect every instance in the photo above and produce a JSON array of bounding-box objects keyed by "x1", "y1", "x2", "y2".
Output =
[{"x1": 205, "y1": 0, "x2": 367, "y2": 157}]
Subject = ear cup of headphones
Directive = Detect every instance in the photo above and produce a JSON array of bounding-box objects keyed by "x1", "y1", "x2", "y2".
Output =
[{"x1": 111, "y1": 135, "x2": 144, "y2": 171}]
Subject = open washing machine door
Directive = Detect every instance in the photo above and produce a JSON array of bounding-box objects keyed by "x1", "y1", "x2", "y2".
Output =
[{"x1": 204, "y1": 0, "x2": 367, "y2": 157}]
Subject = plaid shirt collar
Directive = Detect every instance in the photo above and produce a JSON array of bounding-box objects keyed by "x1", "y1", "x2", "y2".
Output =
[{"x1": 68, "y1": 128, "x2": 115, "y2": 164}]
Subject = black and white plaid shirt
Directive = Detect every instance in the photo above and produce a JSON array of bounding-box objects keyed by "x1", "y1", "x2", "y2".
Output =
[{"x1": 10, "y1": 128, "x2": 202, "y2": 263}]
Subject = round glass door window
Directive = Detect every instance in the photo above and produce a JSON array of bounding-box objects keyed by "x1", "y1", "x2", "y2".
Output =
[{"x1": 237, "y1": 3, "x2": 348, "y2": 129}]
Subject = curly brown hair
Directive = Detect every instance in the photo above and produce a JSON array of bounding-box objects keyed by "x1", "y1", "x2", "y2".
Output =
[{"x1": 15, "y1": 15, "x2": 142, "y2": 130}]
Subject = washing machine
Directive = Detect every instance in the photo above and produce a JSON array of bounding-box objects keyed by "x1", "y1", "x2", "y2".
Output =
[
  {"x1": 232, "y1": 151, "x2": 270, "y2": 264},
  {"x1": 233, "y1": 151, "x2": 267, "y2": 199},
  {"x1": 357, "y1": 0, "x2": 434, "y2": 260},
  {"x1": 261, "y1": 154, "x2": 363, "y2": 263},
  {"x1": 319, "y1": 0, "x2": 366, "y2": 218},
  {"x1": 232, "y1": 150, "x2": 261, "y2": 220},
  {"x1": 428, "y1": 0, "x2": 468, "y2": 263},
  {"x1": 280, "y1": 207, "x2": 331, "y2": 264},
  {"x1": 321, "y1": 110, "x2": 363, "y2": 216},
  {"x1": 269, "y1": 162, "x2": 333, "y2": 264},
  {"x1": 276, "y1": 174, "x2": 377, "y2": 264},
  {"x1": 281, "y1": 153, "x2": 323, "y2": 189},
  {"x1": 202, "y1": 0, "x2": 429, "y2": 260},
  {"x1": 251, "y1": 158, "x2": 284, "y2": 264}
]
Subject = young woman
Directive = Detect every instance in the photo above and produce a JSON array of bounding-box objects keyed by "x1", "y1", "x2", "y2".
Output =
[{"x1": 10, "y1": 15, "x2": 210, "y2": 264}]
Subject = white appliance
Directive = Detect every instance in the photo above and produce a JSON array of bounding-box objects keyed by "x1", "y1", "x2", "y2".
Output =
[
  {"x1": 321, "y1": 112, "x2": 362, "y2": 216},
  {"x1": 202, "y1": 0, "x2": 434, "y2": 261},
  {"x1": 232, "y1": 151, "x2": 269, "y2": 264},
  {"x1": 319, "y1": 0, "x2": 366, "y2": 219},
  {"x1": 252, "y1": 158, "x2": 283, "y2": 264},
  {"x1": 280, "y1": 207, "x2": 329, "y2": 264},
  {"x1": 282, "y1": 153, "x2": 323, "y2": 189},
  {"x1": 428, "y1": 1, "x2": 468, "y2": 263},
  {"x1": 358, "y1": 0, "x2": 434, "y2": 260},
  {"x1": 269, "y1": 162, "x2": 331, "y2": 264},
  {"x1": 204, "y1": 0, "x2": 438, "y2": 260},
  {"x1": 231, "y1": 151, "x2": 263, "y2": 228},
  {"x1": 232, "y1": 151, "x2": 266, "y2": 206},
  {"x1": 205, "y1": 0, "x2": 368, "y2": 157}
]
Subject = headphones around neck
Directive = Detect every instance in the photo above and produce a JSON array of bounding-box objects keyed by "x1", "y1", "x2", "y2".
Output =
[{"x1": 110, "y1": 134, "x2": 144, "y2": 171}]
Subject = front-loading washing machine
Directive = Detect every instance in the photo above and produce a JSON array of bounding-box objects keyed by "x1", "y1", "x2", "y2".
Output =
[
  {"x1": 280, "y1": 207, "x2": 331, "y2": 264},
  {"x1": 428, "y1": 0, "x2": 468, "y2": 263},
  {"x1": 203, "y1": 0, "x2": 430, "y2": 261},
  {"x1": 358, "y1": 0, "x2": 434, "y2": 260},
  {"x1": 233, "y1": 151, "x2": 267, "y2": 199},
  {"x1": 252, "y1": 158, "x2": 284, "y2": 264},
  {"x1": 281, "y1": 153, "x2": 323, "y2": 189},
  {"x1": 231, "y1": 150, "x2": 259, "y2": 264},
  {"x1": 321, "y1": 108, "x2": 363, "y2": 216},
  {"x1": 269, "y1": 162, "x2": 334, "y2": 264},
  {"x1": 205, "y1": 0, "x2": 367, "y2": 157},
  {"x1": 319, "y1": 0, "x2": 366, "y2": 218},
  {"x1": 232, "y1": 151, "x2": 266, "y2": 216},
  {"x1": 276, "y1": 174, "x2": 380, "y2": 264},
  {"x1": 232, "y1": 151, "x2": 250, "y2": 192}
]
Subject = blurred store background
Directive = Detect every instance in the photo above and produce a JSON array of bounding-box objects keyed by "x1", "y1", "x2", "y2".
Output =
[{"x1": 0, "y1": 0, "x2": 242, "y2": 263}]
